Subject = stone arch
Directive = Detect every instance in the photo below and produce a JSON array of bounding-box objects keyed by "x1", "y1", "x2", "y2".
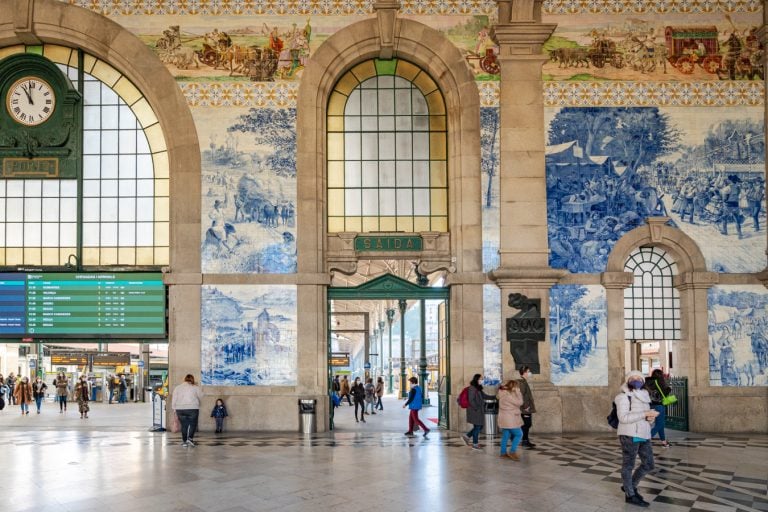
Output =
[
  {"x1": 0, "y1": 0, "x2": 201, "y2": 273},
  {"x1": 606, "y1": 218, "x2": 707, "y2": 274},
  {"x1": 296, "y1": 15, "x2": 481, "y2": 274}
]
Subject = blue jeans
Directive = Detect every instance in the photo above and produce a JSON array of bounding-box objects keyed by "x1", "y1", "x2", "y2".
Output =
[
  {"x1": 58, "y1": 395, "x2": 67, "y2": 411},
  {"x1": 20, "y1": 402, "x2": 29, "y2": 413},
  {"x1": 119, "y1": 390, "x2": 127, "y2": 403},
  {"x1": 35, "y1": 396, "x2": 43, "y2": 412},
  {"x1": 650, "y1": 405, "x2": 666, "y2": 441},
  {"x1": 500, "y1": 427, "x2": 523, "y2": 455},
  {"x1": 109, "y1": 389, "x2": 115, "y2": 403},
  {"x1": 467, "y1": 424, "x2": 482, "y2": 445}
]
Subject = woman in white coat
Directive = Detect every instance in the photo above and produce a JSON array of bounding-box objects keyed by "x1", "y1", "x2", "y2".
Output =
[{"x1": 615, "y1": 370, "x2": 660, "y2": 508}]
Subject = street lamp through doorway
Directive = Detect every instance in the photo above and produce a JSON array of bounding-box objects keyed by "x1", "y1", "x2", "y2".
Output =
[
  {"x1": 399, "y1": 298, "x2": 407, "y2": 398},
  {"x1": 386, "y1": 308, "x2": 395, "y2": 394}
]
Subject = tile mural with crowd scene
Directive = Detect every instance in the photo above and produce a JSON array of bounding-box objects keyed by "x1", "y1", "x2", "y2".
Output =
[
  {"x1": 708, "y1": 285, "x2": 768, "y2": 387},
  {"x1": 199, "y1": 107, "x2": 297, "y2": 273},
  {"x1": 550, "y1": 285, "x2": 607, "y2": 386},
  {"x1": 201, "y1": 285, "x2": 297, "y2": 386},
  {"x1": 483, "y1": 284, "x2": 502, "y2": 386},
  {"x1": 546, "y1": 107, "x2": 765, "y2": 274}
]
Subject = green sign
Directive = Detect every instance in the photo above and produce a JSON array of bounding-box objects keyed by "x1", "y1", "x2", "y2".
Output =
[{"x1": 354, "y1": 236, "x2": 422, "y2": 252}]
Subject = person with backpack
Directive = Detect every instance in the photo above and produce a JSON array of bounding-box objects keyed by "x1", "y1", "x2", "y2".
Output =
[
  {"x1": 615, "y1": 370, "x2": 659, "y2": 508},
  {"x1": 350, "y1": 377, "x2": 366, "y2": 423},
  {"x1": 402, "y1": 376, "x2": 430, "y2": 438},
  {"x1": 645, "y1": 369, "x2": 671, "y2": 448},
  {"x1": 518, "y1": 365, "x2": 537, "y2": 449},
  {"x1": 460, "y1": 373, "x2": 486, "y2": 450},
  {"x1": 363, "y1": 377, "x2": 376, "y2": 415}
]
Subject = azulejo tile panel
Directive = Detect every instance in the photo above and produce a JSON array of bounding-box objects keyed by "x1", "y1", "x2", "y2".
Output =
[
  {"x1": 544, "y1": 81, "x2": 764, "y2": 107},
  {"x1": 542, "y1": 0, "x2": 762, "y2": 13}
]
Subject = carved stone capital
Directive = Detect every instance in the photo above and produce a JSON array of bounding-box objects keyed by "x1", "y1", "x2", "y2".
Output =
[
  {"x1": 13, "y1": 0, "x2": 41, "y2": 44},
  {"x1": 489, "y1": 267, "x2": 567, "y2": 288},
  {"x1": 328, "y1": 260, "x2": 358, "y2": 276},
  {"x1": 374, "y1": 0, "x2": 401, "y2": 60},
  {"x1": 416, "y1": 259, "x2": 455, "y2": 276},
  {"x1": 674, "y1": 271, "x2": 719, "y2": 290},
  {"x1": 601, "y1": 271, "x2": 633, "y2": 290},
  {"x1": 491, "y1": 22, "x2": 557, "y2": 56}
]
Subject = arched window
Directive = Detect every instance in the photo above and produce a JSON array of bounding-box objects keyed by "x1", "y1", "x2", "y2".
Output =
[
  {"x1": 624, "y1": 246, "x2": 680, "y2": 340},
  {"x1": 0, "y1": 45, "x2": 169, "y2": 267},
  {"x1": 326, "y1": 59, "x2": 447, "y2": 233}
]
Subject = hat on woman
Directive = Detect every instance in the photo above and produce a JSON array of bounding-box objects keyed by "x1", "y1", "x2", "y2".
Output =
[{"x1": 625, "y1": 370, "x2": 645, "y2": 382}]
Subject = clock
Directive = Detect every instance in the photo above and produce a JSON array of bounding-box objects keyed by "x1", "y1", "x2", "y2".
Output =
[{"x1": 6, "y1": 76, "x2": 56, "y2": 126}]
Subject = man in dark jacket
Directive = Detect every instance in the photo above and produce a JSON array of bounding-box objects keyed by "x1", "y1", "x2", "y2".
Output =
[{"x1": 518, "y1": 366, "x2": 537, "y2": 449}]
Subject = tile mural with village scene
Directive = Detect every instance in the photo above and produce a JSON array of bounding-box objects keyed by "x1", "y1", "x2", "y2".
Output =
[
  {"x1": 708, "y1": 285, "x2": 768, "y2": 387},
  {"x1": 550, "y1": 285, "x2": 607, "y2": 386},
  {"x1": 542, "y1": 12, "x2": 763, "y2": 81},
  {"x1": 198, "y1": 107, "x2": 297, "y2": 273},
  {"x1": 111, "y1": 14, "x2": 500, "y2": 82},
  {"x1": 483, "y1": 284, "x2": 502, "y2": 386},
  {"x1": 546, "y1": 107, "x2": 765, "y2": 274},
  {"x1": 481, "y1": 107, "x2": 500, "y2": 272},
  {"x1": 201, "y1": 285, "x2": 298, "y2": 386}
]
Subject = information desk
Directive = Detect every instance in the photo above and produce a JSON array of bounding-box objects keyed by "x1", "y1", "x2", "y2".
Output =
[{"x1": 0, "y1": 272, "x2": 166, "y2": 338}]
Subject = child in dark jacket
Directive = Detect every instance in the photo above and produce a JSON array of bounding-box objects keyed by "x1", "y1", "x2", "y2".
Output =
[{"x1": 211, "y1": 398, "x2": 228, "y2": 433}]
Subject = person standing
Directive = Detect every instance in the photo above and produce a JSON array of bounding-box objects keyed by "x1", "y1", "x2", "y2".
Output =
[
  {"x1": 172, "y1": 374, "x2": 204, "y2": 447},
  {"x1": 54, "y1": 373, "x2": 69, "y2": 413},
  {"x1": 6, "y1": 373, "x2": 16, "y2": 405},
  {"x1": 0, "y1": 375, "x2": 7, "y2": 410},
  {"x1": 350, "y1": 377, "x2": 366, "y2": 423},
  {"x1": 375, "y1": 376, "x2": 384, "y2": 411},
  {"x1": 210, "y1": 398, "x2": 228, "y2": 434},
  {"x1": 339, "y1": 376, "x2": 352, "y2": 406},
  {"x1": 402, "y1": 376, "x2": 430, "y2": 437},
  {"x1": 497, "y1": 379, "x2": 524, "y2": 460},
  {"x1": 74, "y1": 376, "x2": 90, "y2": 419},
  {"x1": 461, "y1": 373, "x2": 486, "y2": 450},
  {"x1": 32, "y1": 376, "x2": 47, "y2": 414},
  {"x1": 332, "y1": 375, "x2": 340, "y2": 395},
  {"x1": 518, "y1": 365, "x2": 537, "y2": 449},
  {"x1": 108, "y1": 374, "x2": 116, "y2": 404},
  {"x1": 364, "y1": 377, "x2": 376, "y2": 415},
  {"x1": 118, "y1": 374, "x2": 128, "y2": 404},
  {"x1": 616, "y1": 370, "x2": 659, "y2": 508},
  {"x1": 14, "y1": 376, "x2": 33, "y2": 415},
  {"x1": 645, "y1": 369, "x2": 671, "y2": 448}
]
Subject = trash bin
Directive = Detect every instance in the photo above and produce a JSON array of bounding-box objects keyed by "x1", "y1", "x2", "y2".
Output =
[
  {"x1": 299, "y1": 399, "x2": 317, "y2": 434},
  {"x1": 484, "y1": 397, "x2": 498, "y2": 435}
]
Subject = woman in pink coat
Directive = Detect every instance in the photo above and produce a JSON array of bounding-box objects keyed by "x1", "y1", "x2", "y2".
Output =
[{"x1": 497, "y1": 379, "x2": 524, "y2": 460}]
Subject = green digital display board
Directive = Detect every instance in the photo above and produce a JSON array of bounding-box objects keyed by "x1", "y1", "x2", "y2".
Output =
[{"x1": 0, "y1": 272, "x2": 166, "y2": 338}]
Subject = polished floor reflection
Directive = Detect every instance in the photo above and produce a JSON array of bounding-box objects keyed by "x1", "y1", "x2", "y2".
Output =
[{"x1": 0, "y1": 398, "x2": 766, "y2": 512}]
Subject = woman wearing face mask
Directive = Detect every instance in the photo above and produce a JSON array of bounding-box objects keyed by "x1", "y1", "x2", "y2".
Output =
[
  {"x1": 349, "y1": 377, "x2": 366, "y2": 423},
  {"x1": 54, "y1": 372, "x2": 69, "y2": 413},
  {"x1": 517, "y1": 365, "x2": 537, "y2": 449},
  {"x1": 32, "y1": 376, "x2": 48, "y2": 414},
  {"x1": 615, "y1": 370, "x2": 660, "y2": 508},
  {"x1": 74, "y1": 376, "x2": 90, "y2": 419},
  {"x1": 14, "y1": 376, "x2": 33, "y2": 415}
]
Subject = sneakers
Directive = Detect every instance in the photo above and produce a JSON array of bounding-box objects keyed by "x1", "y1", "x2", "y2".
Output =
[
  {"x1": 521, "y1": 440, "x2": 536, "y2": 449},
  {"x1": 621, "y1": 486, "x2": 644, "y2": 502},
  {"x1": 660, "y1": 440, "x2": 671, "y2": 448},
  {"x1": 404, "y1": 431, "x2": 415, "y2": 437},
  {"x1": 471, "y1": 444, "x2": 482, "y2": 450},
  {"x1": 460, "y1": 434, "x2": 470, "y2": 446},
  {"x1": 423, "y1": 429, "x2": 430, "y2": 438},
  {"x1": 507, "y1": 452, "x2": 520, "y2": 461},
  {"x1": 181, "y1": 442, "x2": 188, "y2": 447},
  {"x1": 187, "y1": 439, "x2": 195, "y2": 447},
  {"x1": 625, "y1": 495, "x2": 650, "y2": 507}
]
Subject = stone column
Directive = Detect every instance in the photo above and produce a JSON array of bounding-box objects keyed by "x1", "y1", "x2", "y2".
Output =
[
  {"x1": 601, "y1": 272, "x2": 633, "y2": 391},
  {"x1": 489, "y1": 1, "x2": 563, "y2": 432}
]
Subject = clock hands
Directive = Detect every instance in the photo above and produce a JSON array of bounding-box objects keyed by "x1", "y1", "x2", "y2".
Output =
[{"x1": 20, "y1": 82, "x2": 34, "y2": 105}]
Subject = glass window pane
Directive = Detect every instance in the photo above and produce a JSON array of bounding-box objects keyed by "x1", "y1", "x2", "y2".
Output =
[
  {"x1": 60, "y1": 198, "x2": 77, "y2": 221},
  {"x1": 83, "y1": 223, "x2": 99, "y2": 245},
  {"x1": 84, "y1": 105, "x2": 101, "y2": 129},
  {"x1": 413, "y1": 161, "x2": 429, "y2": 186},
  {"x1": 361, "y1": 116, "x2": 377, "y2": 131},
  {"x1": 361, "y1": 90, "x2": 377, "y2": 115},
  {"x1": 345, "y1": 133, "x2": 360, "y2": 160},
  {"x1": 396, "y1": 133, "x2": 412, "y2": 159},
  {"x1": 82, "y1": 198, "x2": 99, "y2": 222},
  {"x1": 395, "y1": 89, "x2": 411, "y2": 115},
  {"x1": 380, "y1": 161, "x2": 395, "y2": 187},
  {"x1": 119, "y1": 155, "x2": 137, "y2": 179},
  {"x1": 119, "y1": 105, "x2": 136, "y2": 129},
  {"x1": 102, "y1": 105, "x2": 119, "y2": 129},
  {"x1": 379, "y1": 189, "x2": 396, "y2": 215},
  {"x1": 361, "y1": 161, "x2": 378, "y2": 188},
  {"x1": 42, "y1": 198, "x2": 60, "y2": 222},
  {"x1": 136, "y1": 133, "x2": 150, "y2": 154},
  {"x1": 345, "y1": 116, "x2": 361, "y2": 131},
  {"x1": 100, "y1": 223, "x2": 117, "y2": 245},
  {"x1": 412, "y1": 92, "x2": 428, "y2": 114},
  {"x1": 413, "y1": 133, "x2": 429, "y2": 159},
  {"x1": 137, "y1": 223, "x2": 154, "y2": 245},
  {"x1": 362, "y1": 189, "x2": 378, "y2": 215},
  {"x1": 379, "y1": 89, "x2": 394, "y2": 115},
  {"x1": 24, "y1": 223, "x2": 41, "y2": 246},
  {"x1": 379, "y1": 133, "x2": 395, "y2": 157},
  {"x1": 345, "y1": 161, "x2": 361, "y2": 187},
  {"x1": 395, "y1": 116, "x2": 411, "y2": 131},
  {"x1": 345, "y1": 189, "x2": 361, "y2": 215},
  {"x1": 414, "y1": 189, "x2": 430, "y2": 215},
  {"x1": 41, "y1": 180, "x2": 58, "y2": 197},
  {"x1": 137, "y1": 155, "x2": 153, "y2": 178},
  {"x1": 396, "y1": 189, "x2": 413, "y2": 215},
  {"x1": 345, "y1": 89, "x2": 360, "y2": 115},
  {"x1": 413, "y1": 116, "x2": 429, "y2": 131},
  {"x1": 83, "y1": 155, "x2": 100, "y2": 179},
  {"x1": 379, "y1": 116, "x2": 394, "y2": 131},
  {"x1": 102, "y1": 131, "x2": 118, "y2": 154},
  {"x1": 396, "y1": 162, "x2": 412, "y2": 187},
  {"x1": 60, "y1": 223, "x2": 76, "y2": 246},
  {"x1": 101, "y1": 198, "x2": 118, "y2": 221},
  {"x1": 60, "y1": 180, "x2": 77, "y2": 197},
  {"x1": 24, "y1": 198, "x2": 41, "y2": 222},
  {"x1": 101, "y1": 155, "x2": 118, "y2": 178},
  {"x1": 136, "y1": 198, "x2": 153, "y2": 221},
  {"x1": 83, "y1": 131, "x2": 100, "y2": 154},
  {"x1": 119, "y1": 198, "x2": 136, "y2": 221},
  {"x1": 7, "y1": 199, "x2": 23, "y2": 221},
  {"x1": 118, "y1": 179, "x2": 136, "y2": 197},
  {"x1": 137, "y1": 180, "x2": 154, "y2": 197},
  {"x1": 361, "y1": 133, "x2": 378, "y2": 160},
  {"x1": 7, "y1": 181, "x2": 23, "y2": 197},
  {"x1": 7, "y1": 223, "x2": 23, "y2": 245},
  {"x1": 119, "y1": 130, "x2": 137, "y2": 153},
  {"x1": 42, "y1": 223, "x2": 59, "y2": 246},
  {"x1": 119, "y1": 222, "x2": 136, "y2": 245},
  {"x1": 83, "y1": 180, "x2": 100, "y2": 197},
  {"x1": 24, "y1": 180, "x2": 42, "y2": 197},
  {"x1": 102, "y1": 180, "x2": 118, "y2": 197}
]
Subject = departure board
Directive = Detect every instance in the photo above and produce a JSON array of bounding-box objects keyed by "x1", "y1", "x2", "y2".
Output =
[{"x1": 0, "y1": 272, "x2": 166, "y2": 338}]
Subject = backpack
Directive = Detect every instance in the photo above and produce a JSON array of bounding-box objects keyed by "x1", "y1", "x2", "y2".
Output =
[
  {"x1": 607, "y1": 395, "x2": 630, "y2": 429},
  {"x1": 457, "y1": 386, "x2": 470, "y2": 409}
]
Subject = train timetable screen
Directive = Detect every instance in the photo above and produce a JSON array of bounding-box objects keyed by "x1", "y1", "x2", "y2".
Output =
[{"x1": 0, "y1": 272, "x2": 166, "y2": 338}]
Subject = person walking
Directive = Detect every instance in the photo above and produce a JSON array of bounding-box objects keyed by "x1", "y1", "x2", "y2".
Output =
[
  {"x1": 364, "y1": 377, "x2": 376, "y2": 415},
  {"x1": 54, "y1": 372, "x2": 69, "y2": 413},
  {"x1": 13, "y1": 376, "x2": 33, "y2": 415},
  {"x1": 375, "y1": 376, "x2": 384, "y2": 411},
  {"x1": 339, "y1": 376, "x2": 352, "y2": 406},
  {"x1": 210, "y1": 398, "x2": 228, "y2": 434},
  {"x1": 108, "y1": 374, "x2": 116, "y2": 404},
  {"x1": 497, "y1": 379, "x2": 524, "y2": 460},
  {"x1": 402, "y1": 376, "x2": 430, "y2": 437},
  {"x1": 350, "y1": 377, "x2": 366, "y2": 423},
  {"x1": 616, "y1": 370, "x2": 659, "y2": 508},
  {"x1": 32, "y1": 376, "x2": 48, "y2": 414},
  {"x1": 172, "y1": 374, "x2": 204, "y2": 447},
  {"x1": 461, "y1": 373, "x2": 486, "y2": 450},
  {"x1": 645, "y1": 369, "x2": 671, "y2": 448},
  {"x1": 118, "y1": 374, "x2": 128, "y2": 404},
  {"x1": 74, "y1": 376, "x2": 90, "y2": 419},
  {"x1": 0, "y1": 375, "x2": 7, "y2": 411},
  {"x1": 6, "y1": 372, "x2": 16, "y2": 405},
  {"x1": 518, "y1": 365, "x2": 537, "y2": 449},
  {"x1": 332, "y1": 375, "x2": 341, "y2": 396}
]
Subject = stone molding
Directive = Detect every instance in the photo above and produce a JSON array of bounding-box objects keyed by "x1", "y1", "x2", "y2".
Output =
[
  {"x1": 374, "y1": 0, "x2": 400, "y2": 59},
  {"x1": 674, "y1": 272, "x2": 720, "y2": 291},
  {"x1": 600, "y1": 271, "x2": 633, "y2": 290},
  {"x1": 489, "y1": 267, "x2": 568, "y2": 288}
]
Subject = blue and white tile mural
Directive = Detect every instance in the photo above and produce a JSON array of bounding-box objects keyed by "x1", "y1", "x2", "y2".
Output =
[
  {"x1": 201, "y1": 285, "x2": 298, "y2": 386},
  {"x1": 481, "y1": 107, "x2": 500, "y2": 273},
  {"x1": 550, "y1": 285, "x2": 607, "y2": 386},
  {"x1": 546, "y1": 107, "x2": 764, "y2": 274},
  {"x1": 199, "y1": 107, "x2": 297, "y2": 274},
  {"x1": 483, "y1": 284, "x2": 502, "y2": 385},
  {"x1": 708, "y1": 285, "x2": 768, "y2": 387}
]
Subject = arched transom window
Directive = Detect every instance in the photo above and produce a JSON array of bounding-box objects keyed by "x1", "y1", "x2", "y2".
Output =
[
  {"x1": 327, "y1": 59, "x2": 447, "y2": 233},
  {"x1": 0, "y1": 45, "x2": 169, "y2": 267},
  {"x1": 624, "y1": 246, "x2": 680, "y2": 340}
]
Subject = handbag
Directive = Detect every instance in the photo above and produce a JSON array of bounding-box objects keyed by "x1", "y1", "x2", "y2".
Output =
[
  {"x1": 655, "y1": 380, "x2": 677, "y2": 406},
  {"x1": 171, "y1": 413, "x2": 181, "y2": 433}
]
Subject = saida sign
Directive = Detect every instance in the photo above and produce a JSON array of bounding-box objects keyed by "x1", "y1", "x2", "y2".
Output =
[{"x1": 354, "y1": 236, "x2": 422, "y2": 252}]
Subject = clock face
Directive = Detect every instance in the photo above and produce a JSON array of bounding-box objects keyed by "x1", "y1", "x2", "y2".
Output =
[{"x1": 5, "y1": 77, "x2": 56, "y2": 126}]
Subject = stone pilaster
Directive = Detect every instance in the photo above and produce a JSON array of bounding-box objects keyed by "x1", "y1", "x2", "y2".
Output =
[
  {"x1": 601, "y1": 271, "x2": 633, "y2": 393},
  {"x1": 674, "y1": 272, "x2": 718, "y2": 389}
]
